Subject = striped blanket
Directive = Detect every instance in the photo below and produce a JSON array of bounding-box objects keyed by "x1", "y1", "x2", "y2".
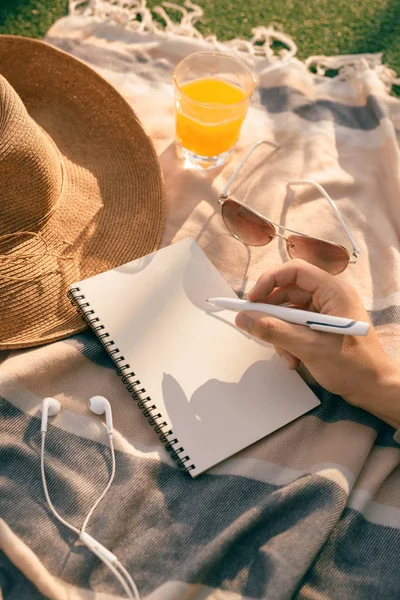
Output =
[{"x1": 1, "y1": 2, "x2": 400, "y2": 598}]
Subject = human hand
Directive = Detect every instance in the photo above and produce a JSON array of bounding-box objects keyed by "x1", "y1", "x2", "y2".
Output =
[{"x1": 235, "y1": 260, "x2": 400, "y2": 428}]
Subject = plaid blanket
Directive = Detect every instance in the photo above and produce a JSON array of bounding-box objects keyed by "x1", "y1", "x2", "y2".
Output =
[{"x1": 1, "y1": 2, "x2": 400, "y2": 598}]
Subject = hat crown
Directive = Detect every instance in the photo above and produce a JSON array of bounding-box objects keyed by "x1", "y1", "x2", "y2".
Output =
[{"x1": 0, "y1": 75, "x2": 63, "y2": 237}]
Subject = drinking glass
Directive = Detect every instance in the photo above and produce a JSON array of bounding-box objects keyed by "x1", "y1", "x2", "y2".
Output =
[{"x1": 173, "y1": 52, "x2": 256, "y2": 170}]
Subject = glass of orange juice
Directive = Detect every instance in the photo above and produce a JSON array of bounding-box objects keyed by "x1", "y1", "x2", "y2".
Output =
[{"x1": 173, "y1": 52, "x2": 256, "y2": 170}]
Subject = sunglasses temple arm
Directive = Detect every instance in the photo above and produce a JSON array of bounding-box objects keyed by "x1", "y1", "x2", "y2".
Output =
[
  {"x1": 220, "y1": 140, "x2": 280, "y2": 199},
  {"x1": 287, "y1": 180, "x2": 361, "y2": 258}
]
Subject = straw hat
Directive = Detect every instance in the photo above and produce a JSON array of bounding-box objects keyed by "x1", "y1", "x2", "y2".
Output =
[{"x1": 0, "y1": 36, "x2": 165, "y2": 350}]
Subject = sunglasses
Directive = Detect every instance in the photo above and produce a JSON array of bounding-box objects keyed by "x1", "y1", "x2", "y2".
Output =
[{"x1": 218, "y1": 140, "x2": 361, "y2": 275}]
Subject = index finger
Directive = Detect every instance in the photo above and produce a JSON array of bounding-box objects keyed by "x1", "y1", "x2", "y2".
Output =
[{"x1": 248, "y1": 259, "x2": 331, "y2": 302}]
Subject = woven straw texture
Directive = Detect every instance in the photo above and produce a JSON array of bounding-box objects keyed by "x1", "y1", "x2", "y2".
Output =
[{"x1": 0, "y1": 36, "x2": 165, "y2": 350}]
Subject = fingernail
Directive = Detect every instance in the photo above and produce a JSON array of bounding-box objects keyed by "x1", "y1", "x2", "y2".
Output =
[{"x1": 236, "y1": 313, "x2": 252, "y2": 332}]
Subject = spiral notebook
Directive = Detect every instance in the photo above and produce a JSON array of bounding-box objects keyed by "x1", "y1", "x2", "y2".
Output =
[{"x1": 69, "y1": 238, "x2": 320, "y2": 477}]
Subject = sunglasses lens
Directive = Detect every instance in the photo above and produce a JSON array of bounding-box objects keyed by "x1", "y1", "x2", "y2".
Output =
[
  {"x1": 222, "y1": 199, "x2": 275, "y2": 246},
  {"x1": 286, "y1": 235, "x2": 349, "y2": 275}
]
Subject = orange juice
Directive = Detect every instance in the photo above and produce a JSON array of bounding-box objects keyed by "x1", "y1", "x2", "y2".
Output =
[{"x1": 175, "y1": 78, "x2": 248, "y2": 157}]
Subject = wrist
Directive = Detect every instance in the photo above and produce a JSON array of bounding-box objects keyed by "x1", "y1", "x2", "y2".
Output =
[{"x1": 346, "y1": 359, "x2": 400, "y2": 429}]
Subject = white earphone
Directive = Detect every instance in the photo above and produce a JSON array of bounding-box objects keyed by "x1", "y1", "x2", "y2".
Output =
[
  {"x1": 40, "y1": 397, "x2": 61, "y2": 432},
  {"x1": 39, "y1": 396, "x2": 140, "y2": 600},
  {"x1": 88, "y1": 395, "x2": 114, "y2": 434}
]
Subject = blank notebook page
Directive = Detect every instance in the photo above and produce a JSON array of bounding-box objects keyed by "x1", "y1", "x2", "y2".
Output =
[{"x1": 74, "y1": 238, "x2": 320, "y2": 476}]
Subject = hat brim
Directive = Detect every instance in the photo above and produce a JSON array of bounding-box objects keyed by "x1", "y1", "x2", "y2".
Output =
[{"x1": 0, "y1": 36, "x2": 165, "y2": 349}]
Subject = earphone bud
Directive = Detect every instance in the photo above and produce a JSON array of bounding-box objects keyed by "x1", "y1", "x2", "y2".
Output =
[
  {"x1": 40, "y1": 397, "x2": 61, "y2": 433},
  {"x1": 89, "y1": 396, "x2": 113, "y2": 435}
]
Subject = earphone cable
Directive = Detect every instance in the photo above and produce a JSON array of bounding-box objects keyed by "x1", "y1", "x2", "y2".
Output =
[
  {"x1": 80, "y1": 432, "x2": 116, "y2": 536},
  {"x1": 84, "y1": 539, "x2": 135, "y2": 600},
  {"x1": 116, "y1": 561, "x2": 141, "y2": 600},
  {"x1": 79, "y1": 433, "x2": 141, "y2": 600},
  {"x1": 41, "y1": 425, "x2": 140, "y2": 599},
  {"x1": 40, "y1": 433, "x2": 80, "y2": 536}
]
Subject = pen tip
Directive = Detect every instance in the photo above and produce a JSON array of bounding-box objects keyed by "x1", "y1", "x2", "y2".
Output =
[{"x1": 205, "y1": 299, "x2": 210, "y2": 303}]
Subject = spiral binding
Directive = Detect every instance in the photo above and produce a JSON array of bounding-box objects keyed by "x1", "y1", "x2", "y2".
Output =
[{"x1": 67, "y1": 287, "x2": 195, "y2": 473}]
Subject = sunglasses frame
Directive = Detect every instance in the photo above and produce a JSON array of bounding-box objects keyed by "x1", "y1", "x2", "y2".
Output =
[{"x1": 218, "y1": 140, "x2": 361, "y2": 266}]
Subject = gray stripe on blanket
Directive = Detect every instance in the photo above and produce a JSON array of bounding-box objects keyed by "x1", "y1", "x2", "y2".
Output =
[
  {"x1": 258, "y1": 86, "x2": 387, "y2": 130},
  {"x1": 369, "y1": 305, "x2": 400, "y2": 326},
  {"x1": 1, "y1": 399, "x2": 349, "y2": 600},
  {"x1": 3, "y1": 396, "x2": 400, "y2": 599},
  {"x1": 298, "y1": 508, "x2": 400, "y2": 600}
]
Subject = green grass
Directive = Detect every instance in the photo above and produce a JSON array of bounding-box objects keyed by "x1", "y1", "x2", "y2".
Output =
[
  {"x1": 1, "y1": 0, "x2": 400, "y2": 80},
  {"x1": 0, "y1": 0, "x2": 67, "y2": 38}
]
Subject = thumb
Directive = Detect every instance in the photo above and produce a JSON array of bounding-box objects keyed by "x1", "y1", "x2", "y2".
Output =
[{"x1": 235, "y1": 311, "x2": 318, "y2": 358}]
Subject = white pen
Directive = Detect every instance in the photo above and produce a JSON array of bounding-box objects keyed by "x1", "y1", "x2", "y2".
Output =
[{"x1": 206, "y1": 297, "x2": 370, "y2": 336}]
